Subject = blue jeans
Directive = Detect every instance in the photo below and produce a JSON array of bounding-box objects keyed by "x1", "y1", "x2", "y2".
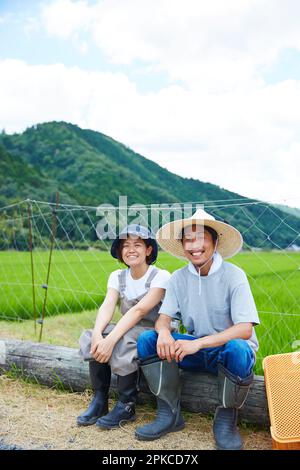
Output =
[{"x1": 137, "y1": 331, "x2": 255, "y2": 379}]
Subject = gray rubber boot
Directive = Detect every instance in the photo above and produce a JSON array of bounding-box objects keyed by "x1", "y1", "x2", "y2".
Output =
[
  {"x1": 77, "y1": 361, "x2": 111, "y2": 426},
  {"x1": 213, "y1": 364, "x2": 254, "y2": 450},
  {"x1": 135, "y1": 357, "x2": 185, "y2": 441},
  {"x1": 96, "y1": 371, "x2": 138, "y2": 429}
]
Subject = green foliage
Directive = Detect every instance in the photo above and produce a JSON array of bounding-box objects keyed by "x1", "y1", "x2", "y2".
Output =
[{"x1": 1, "y1": 250, "x2": 300, "y2": 375}]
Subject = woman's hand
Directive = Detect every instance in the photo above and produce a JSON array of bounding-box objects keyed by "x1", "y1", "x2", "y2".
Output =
[
  {"x1": 90, "y1": 333, "x2": 103, "y2": 354},
  {"x1": 174, "y1": 339, "x2": 201, "y2": 362},
  {"x1": 91, "y1": 337, "x2": 116, "y2": 363}
]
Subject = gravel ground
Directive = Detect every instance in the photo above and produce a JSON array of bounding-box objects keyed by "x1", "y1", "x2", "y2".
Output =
[
  {"x1": 0, "y1": 439, "x2": 23, "y2": 450},
  {"x1": 0, "y1": 375, "x2": 272, "y2": 451}
]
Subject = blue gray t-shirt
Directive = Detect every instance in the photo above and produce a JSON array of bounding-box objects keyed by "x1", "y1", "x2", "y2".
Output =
[{"x1": 159, "y1": 259, "x2": 260, "y2": 352}]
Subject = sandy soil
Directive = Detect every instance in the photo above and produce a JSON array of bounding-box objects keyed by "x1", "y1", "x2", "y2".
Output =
[{"x1": 0, "y1": 375, "x2": 272, "y2": 451}]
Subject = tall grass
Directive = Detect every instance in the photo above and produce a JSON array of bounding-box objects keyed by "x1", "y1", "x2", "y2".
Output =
[{"x1": 1, "y1": 250, "x2": 300, "y2": 375}]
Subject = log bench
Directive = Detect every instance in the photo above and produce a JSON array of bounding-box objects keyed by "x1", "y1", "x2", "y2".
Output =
[{"x1": 0, "y1": 338, "x2": 269, "y2": 427}]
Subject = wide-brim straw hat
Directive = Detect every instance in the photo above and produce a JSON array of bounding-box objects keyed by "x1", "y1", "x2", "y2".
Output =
[{"x1": 156, "y1": 208, "x2": 243, "y2": 260}]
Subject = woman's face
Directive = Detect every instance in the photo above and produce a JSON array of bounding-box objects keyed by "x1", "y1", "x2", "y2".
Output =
[
  {"x1": 182, "y1": 225, "x2": 216, "y2": 266},
  {"x1": 121, "y1": 235, "x2": 153, "y2": 267}
]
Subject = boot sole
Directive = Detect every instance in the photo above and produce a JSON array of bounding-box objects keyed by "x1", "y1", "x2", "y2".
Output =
[
  {"x1": 135, "y1": 422, "x2": 185, "y2": 441},
  {"x1": 215, "y1": 443, "x2": 243, "y2": 451},
  {"x1": 77, "y1": 418, "x2": 99, "y2": 426},
  {"x1": 77, "y1": 409, "x2": 109, "y2": 427},
  {"x1": 96, "y1": 416, "x2": 136, "y2": 430}
]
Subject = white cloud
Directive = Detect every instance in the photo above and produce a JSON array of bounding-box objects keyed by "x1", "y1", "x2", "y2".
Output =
[
  {"x1": 1, "y1": 1, "x2": 300, "y2": 207},
  {"x1": 0, "y1": 58, "x2": 299, "y2": 208},
  {"x1": 41, "y1": 0, "x2": 92, "y2": 40},
  {"x1": 0, "y1": 59, "x2": 137, "y2": 133},
  {"x1": 39, "y1": 0, "x2": 300, "y2": 92}
]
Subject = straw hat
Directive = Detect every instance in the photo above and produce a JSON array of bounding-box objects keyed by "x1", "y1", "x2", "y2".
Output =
[{"x1": 156, "y1": 208, "x2": 243, "y2": 260}]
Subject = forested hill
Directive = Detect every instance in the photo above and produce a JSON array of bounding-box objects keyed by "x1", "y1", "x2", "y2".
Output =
[
  {"x1": 0, "y1": 121, "x2": 299, "y2": 249},
  {"x1": 0, "y1": 121, "x2": 239, "y2": 206}
]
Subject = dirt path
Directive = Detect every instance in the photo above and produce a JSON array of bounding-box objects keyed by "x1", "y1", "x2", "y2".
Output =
[{"x1": 0, "y1": 375, "x2": 272, "y2": 450}]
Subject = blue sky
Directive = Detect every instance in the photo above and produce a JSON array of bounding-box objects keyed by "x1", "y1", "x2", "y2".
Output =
[{"x1": 0, "y1": 0, "x2": 300, "y2": 208}]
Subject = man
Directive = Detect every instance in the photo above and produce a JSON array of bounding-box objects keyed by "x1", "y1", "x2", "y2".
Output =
[{"x1": 135, "y1": 208, "x2": 260, "y2": 450}]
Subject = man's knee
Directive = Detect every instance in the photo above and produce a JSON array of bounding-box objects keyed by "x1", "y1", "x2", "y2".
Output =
[
  {"x1": 138, "y1": 329, "x2": 158, "y2": 344},
  {"x1": 226, "y1": 338, "x2": 248, "y2": 352},
  {"x1": 221, "y1": 339, "x2": 255, "y2": 377},
  {"x1": 137, "y1": 330, "x2": 158, "y2": 359}
]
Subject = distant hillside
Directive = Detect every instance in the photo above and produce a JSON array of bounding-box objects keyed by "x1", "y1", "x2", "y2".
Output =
[
  {"x1": 274, "y1": 203, "x2": 300, "y2": 219},
  {"x1": 0, "y1": 122, "x2": 237, "y2": 206},
  {"x1": 0, "y1": 143, "x2": 72, "y2": 207},
  {"x1": 0, "y1": 121, "x2": 299, "y2": 249}
]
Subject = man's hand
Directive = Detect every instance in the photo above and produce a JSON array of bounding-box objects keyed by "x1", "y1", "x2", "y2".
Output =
[
  {"x1": 174, "y1": 339, "x2": 201, "y2": 362},
  {"x1": 157, "y1": 329, "x2": 176, "y2": 362},
  {"x1": 91, "y1": 336, "x2": 115, "y2": 363}
]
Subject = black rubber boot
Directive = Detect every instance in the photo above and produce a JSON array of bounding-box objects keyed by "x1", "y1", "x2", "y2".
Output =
[
  {"x1": 213, "y1": 407, "x2": 243, "y2": 450},
  {"x1": 135, "y1": 397, "x2": 185, "y2": 441},
  {"x1": 213, "y1": 364, "x2": 254, "y2": 450},
  {"x1": 135, "y1": 357, "x2": 185, "y2": 441},
  {"x1": 96, "y1": 371, "x2": 138, "y2": 429},
  {"x1": 77, "y1": 361, "x2": 111, "y2": 426}
]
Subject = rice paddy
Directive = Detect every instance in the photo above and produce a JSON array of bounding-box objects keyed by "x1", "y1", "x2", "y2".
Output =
[{"x1": 1, "y1": 249, "x2": 300, "y2": 375}]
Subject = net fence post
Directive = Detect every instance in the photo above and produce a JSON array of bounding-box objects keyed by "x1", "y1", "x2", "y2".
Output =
[
  {"x1": 38, "y1": 192, "x2": 59, "y2": 342},
  {"x1": 27, "y1": 200, "x2": 37, "y2": 334}
]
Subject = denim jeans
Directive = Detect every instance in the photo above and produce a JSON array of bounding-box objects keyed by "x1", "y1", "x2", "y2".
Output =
[{"x1": 137, "y1": 330, "x2": 255, "y2": 379}]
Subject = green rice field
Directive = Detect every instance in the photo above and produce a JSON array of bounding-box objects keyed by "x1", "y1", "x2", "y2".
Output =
[{"x1": 1, "y1": 249, "x2": 300, "y2": 375}]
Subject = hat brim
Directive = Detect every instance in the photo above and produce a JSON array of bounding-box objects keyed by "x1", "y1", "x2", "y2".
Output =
[{"x1": 156, "y1": 218, "x2": 243, "y2": 259}]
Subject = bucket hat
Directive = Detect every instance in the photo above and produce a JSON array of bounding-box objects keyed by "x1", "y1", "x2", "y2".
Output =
[{"x1": 111, "y1": 224, "x2": 158, "y2": 264}]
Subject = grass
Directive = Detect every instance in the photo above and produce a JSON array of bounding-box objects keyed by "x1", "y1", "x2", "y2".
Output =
[{"x1": 1, "y1": 249, "x2": 300, "y2": 375}]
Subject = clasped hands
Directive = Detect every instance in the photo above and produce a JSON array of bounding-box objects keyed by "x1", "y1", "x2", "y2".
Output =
[
  {"x1": 90, "y1": 330, "x2": 201, "y2": 364},
  {"x1": 157, "y1": 330, "x2": 201, "y2": 363},
  {"x1": 90, "y1": 335, "x2": 115, "y2": 363}
]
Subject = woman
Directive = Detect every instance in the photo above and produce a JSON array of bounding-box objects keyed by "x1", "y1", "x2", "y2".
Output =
[{"x1": 77, "y1": 224, "x2": 170, "y2": 429}]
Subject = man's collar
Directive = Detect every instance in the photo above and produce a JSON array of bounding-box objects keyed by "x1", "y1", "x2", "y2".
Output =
[{"x1": 188, "y1": 251, "x2": 223, "y2": 277}]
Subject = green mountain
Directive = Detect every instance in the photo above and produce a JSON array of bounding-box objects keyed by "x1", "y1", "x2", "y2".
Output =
[
  {"x1": 0, "y1": 121, "x2": 299, "y2": 250},
  {"x1": 0, "y1": 141, "x2": 73, "y2": 207},
  {"x1": 274, "y1": 204, "x2": 300, "y2": 220},
  {"x1": 0, "y1": 122, "x2": 234, "y2": 206}
]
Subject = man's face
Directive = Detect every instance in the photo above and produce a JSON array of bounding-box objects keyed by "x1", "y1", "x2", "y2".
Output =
[{"x1": 182, "y1": 225, "x2": 216, "y2": 266}]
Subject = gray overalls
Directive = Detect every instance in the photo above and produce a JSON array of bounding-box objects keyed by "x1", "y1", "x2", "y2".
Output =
[{"x1": 79, "y1": 267, "x2": 162, "y2": 376}]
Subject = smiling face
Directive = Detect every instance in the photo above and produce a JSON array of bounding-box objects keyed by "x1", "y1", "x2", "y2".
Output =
[
  {"x1": 119, "y1": 235, "x2": 153, "y2": 267},
  {"x1": 182, "y1": 224, "x2": 217, "y2": 266}
]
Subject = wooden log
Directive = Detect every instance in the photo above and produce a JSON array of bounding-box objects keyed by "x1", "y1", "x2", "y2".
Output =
[{"x1": 0, "y1": 338, "x2": 269, "y2": 427}]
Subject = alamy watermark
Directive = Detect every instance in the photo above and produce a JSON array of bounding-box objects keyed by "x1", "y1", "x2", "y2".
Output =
[{"x1": 95, "y1": 196, "x2": 204, "y2": 240}]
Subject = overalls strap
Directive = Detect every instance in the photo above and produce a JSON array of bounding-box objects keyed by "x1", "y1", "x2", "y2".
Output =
[
  {"x1": 118, "y1": 267, "x2": 159, "y2": 297},
  {"x1": 144, "y1": 267, "x2": 159, "y2": 290},
  {"x1": 118, "y1": 270, "x2": 127, "y2": 297}
]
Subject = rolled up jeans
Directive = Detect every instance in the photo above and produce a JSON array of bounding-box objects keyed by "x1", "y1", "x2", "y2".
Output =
[{"x1": 137, "y1": 330, "x2": 255, "y2": 379}]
